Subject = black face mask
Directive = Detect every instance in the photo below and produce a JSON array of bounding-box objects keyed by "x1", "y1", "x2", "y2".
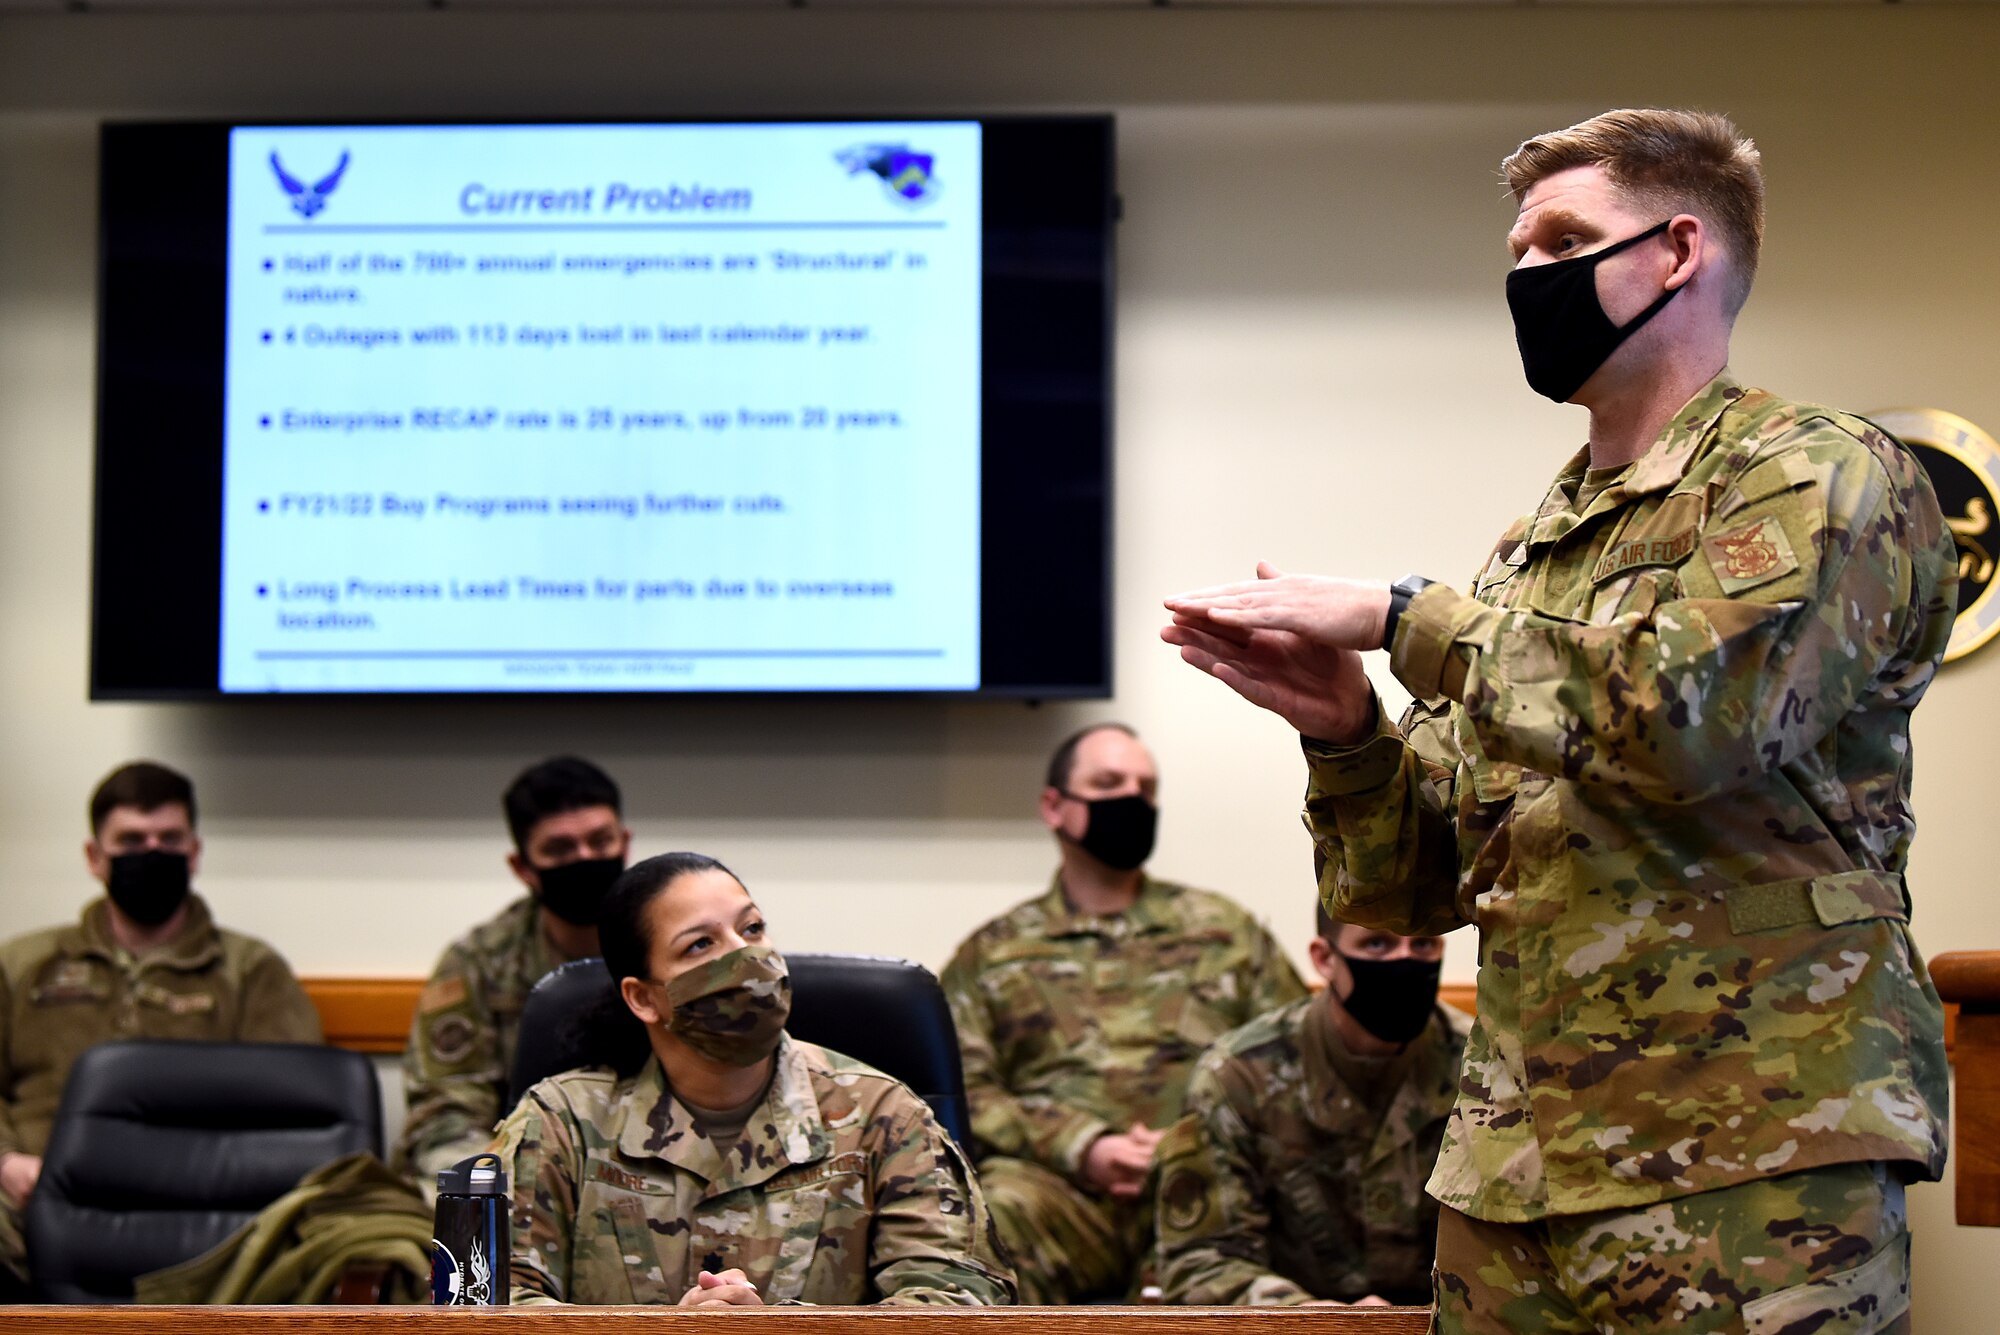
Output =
[
  {"x1": 1337, "y1": 953, "x2": 1442, "y2": 1045},
  {"x1": 1063, "y1": 793, "x2": 1158, "y2": 872},
  {"x1": 1506, "y1": 220, "x2": 1680, "y2": 403},
  {"x1": 107, "y1": 851, "x2": 191, "y2": 928},
  {"x1": 533, "y1": 857, "x2": 625, "y2": 927}
]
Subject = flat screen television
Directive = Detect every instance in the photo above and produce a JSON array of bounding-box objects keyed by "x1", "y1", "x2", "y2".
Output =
[{"x1": 93, "y1": 117, "x2": 1114, "y2": 699}]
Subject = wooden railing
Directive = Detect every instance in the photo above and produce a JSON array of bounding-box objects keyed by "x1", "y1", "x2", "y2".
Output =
[
  {"x1": 1934, "y1": 951, "x2": 2000, "y2": 1227},
  {"x1": 304, "y1": 978, "x2": 427, "y2": 1053},
  {"x1": 0, "y1": 1307, "x2": 1431, "y2": 1334},
  {"x1": 300, "y1": 978, "x2": 1483, "y2": 1055}
]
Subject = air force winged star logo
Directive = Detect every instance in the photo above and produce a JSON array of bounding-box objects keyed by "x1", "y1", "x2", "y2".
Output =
[
  {"x1": 836, "y1": 143, "x2": 939, "y2": 206},
  {"x1": 269, "y1": 150, "x2": 350, "y2": 219}
]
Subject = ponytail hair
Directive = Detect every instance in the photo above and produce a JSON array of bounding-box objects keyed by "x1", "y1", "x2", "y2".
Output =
[{"x1": 565, "y1": 851, "x2": 737, "y2": 1077}]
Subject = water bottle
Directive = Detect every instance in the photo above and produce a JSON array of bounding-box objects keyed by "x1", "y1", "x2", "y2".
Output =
[{"x1": 431, "y1": 1151, "x2": 510, "y2": 1305}]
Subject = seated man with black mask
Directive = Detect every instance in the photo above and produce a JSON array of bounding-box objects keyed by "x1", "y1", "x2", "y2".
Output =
[
  {"x1": 942, "y1": 723, "x2": 1305, "y2": 1304},
  {"x1": 1152, "y1": 903, "x2": 1467, "y2": 1307},
  {"x1": 397, "y1": 756, "x2": 632, "y2": 1184},
  {"x1": 0, "y1": 761, "x2": 321, "y2": 1294}
]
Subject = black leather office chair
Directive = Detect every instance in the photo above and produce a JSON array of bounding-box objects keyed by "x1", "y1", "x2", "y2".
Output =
[
  {"x1": 508, "y1": 953, "x2": 972, "y2": 1146},
  {"x1": 25, "y1": 1039, "x2": 382, "y2": 1303}
]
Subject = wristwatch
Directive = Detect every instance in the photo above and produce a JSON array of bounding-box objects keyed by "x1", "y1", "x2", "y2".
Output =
[{"x1": 1382, "y1": 575, "x2": 1435, "y2": 650}]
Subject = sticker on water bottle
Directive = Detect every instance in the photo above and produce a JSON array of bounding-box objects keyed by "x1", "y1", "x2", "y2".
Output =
[{"x1": 432, "y1": 1237, "x2": 495, "y2": 1305}]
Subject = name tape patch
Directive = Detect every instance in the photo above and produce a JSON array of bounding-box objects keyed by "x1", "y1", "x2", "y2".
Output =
[{"x1": 1592, "y1": 528, "x2": 1697, "y2": 585}]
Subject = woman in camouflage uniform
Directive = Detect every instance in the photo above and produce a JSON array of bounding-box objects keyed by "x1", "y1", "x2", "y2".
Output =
[{"x1": 495, "y1": 852, "x2": 1015, "y2": 1306}]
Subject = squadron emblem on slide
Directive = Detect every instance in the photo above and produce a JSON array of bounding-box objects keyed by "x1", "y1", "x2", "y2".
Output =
[
  {"x1": 836, "y1": 143, "x2": 940, "y2": 206},
  {"x1": 269, "y1": 150, "x2": 350, "y2": 220},
  {"x1": 1873, "y1": 406, "x2": 2000, "y2": 663}
]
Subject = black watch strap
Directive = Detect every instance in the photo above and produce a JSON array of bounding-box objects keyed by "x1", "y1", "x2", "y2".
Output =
[{"x1": 1383, "y1": 575, "x2": 1435, "y2": 650}]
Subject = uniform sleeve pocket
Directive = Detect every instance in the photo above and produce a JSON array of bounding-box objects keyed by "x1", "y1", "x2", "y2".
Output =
[
  {"x1": 1741, "y1": 1234, "x2": 1908, "y2": 1334},
  {"x1": 1724, "y1": 872, "x2": 1907, "y2": 935}
]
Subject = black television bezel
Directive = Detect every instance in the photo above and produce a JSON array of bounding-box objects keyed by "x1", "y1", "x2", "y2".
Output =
[{"x1": 92, "y1": 115, "x2": 1115, "y2": 702}]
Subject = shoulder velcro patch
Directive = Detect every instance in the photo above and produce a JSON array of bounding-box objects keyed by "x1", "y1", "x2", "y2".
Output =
[
  {"x1": 1736, "y1": 451, "x2": 1817, "y2": 507},
  {"x1": 418, "y1": 974, "x2": 469, "y2": 1014},
  {"x1": 1702, "y1": 515, "x2": 1799, "y2": 595}
]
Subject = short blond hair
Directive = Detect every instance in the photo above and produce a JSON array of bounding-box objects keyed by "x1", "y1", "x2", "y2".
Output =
[{"x1": 1502, "y1": 109, "x2": 1764, "y2": 314}]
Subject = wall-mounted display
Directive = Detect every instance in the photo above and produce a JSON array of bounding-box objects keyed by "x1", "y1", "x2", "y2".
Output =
[{"x1": 93, "y1": 117, "x2": 1115, "y2": 700}]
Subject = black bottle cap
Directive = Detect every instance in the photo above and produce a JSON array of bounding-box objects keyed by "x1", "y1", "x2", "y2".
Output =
[{"x1": 436, "y1": 1150, "x2": 508, "y2": 1197}]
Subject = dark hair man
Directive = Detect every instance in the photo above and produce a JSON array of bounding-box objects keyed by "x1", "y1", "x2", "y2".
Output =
[
  {"x1": 941, "y1": 723, "x2": 1305, "y2": 1304},
  {"x1": 1164, "y1": 108, "x2": 1952, "y2": 1332},
  {"x1": 1153, "y1": 904, "x2": 1466, "y2": 1307},
  {"x1": 397, "y1": 756, "x2": 631, "y2": 1184},
  {"x1": 0, "y1": 761, "x2": 321, "y2": 1291}
]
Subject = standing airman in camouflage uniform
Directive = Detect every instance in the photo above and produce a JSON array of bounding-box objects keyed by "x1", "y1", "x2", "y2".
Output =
[
  {"x1": 499, "y1": 850, "x2": 1014, "y2": 1306},
  {"x1": 1165, "y1": 109, "x2": 1952, "y2": 1333},
  {"x1": 0, "y1": 763, "x2": 321, "y2": 1292},
  {"x1": 941, "y1": 724, "x2": 1305, "y2": 1303},
  {"x1": 1154, "y1": 908, "x2": 1466, "y2": 1307},
  {"x1": 398, "y1": 757, "x2": 632, "y2": 1184}
]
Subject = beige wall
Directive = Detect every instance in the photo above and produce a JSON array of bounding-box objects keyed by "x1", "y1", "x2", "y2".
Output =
[{"x1": 3, "y1": 4, "x2": 1998, "y2": 1323}]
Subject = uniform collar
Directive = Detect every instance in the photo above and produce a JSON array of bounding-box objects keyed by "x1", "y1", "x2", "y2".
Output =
[
  {"x1": 517, "y1": 896, "x2": 565, "y2": 984},
  {"x1": 1301, "y1": 993, "x2": 1459, "y2": 1153},
  {"x1": 615, "y1": 1036, "x2": 830, "y2": 1193},
  {"x1": 1036, "y1": 871, "x2": 1176, "y2": 939},
  {"x1": 1624, "y1": 370, "x2": 1749, "y2": 497},
  {"x1": 1523, "y1": 371, "x2": 1746, "y2": 550},
  {"x1": 61, "y1": 893, "x2": 222, "y2": 971}
]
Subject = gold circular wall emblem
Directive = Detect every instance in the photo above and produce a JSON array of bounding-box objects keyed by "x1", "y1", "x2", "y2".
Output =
[{"x1": 1870, "y1": 407, "x2": 2000, "y2": 664}]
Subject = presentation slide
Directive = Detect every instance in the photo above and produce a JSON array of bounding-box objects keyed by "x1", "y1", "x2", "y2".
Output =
[{"x1": 219, "y1": 122, "x2": 982, "y2": 692}]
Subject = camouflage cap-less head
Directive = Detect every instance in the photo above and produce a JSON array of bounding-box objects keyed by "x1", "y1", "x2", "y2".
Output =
[{"x1": 663, "y1": 945, "x2": 791, "y2": 1066}]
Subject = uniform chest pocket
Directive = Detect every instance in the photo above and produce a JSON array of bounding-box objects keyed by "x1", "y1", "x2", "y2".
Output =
[
  {"x1": 1585, "y1": 565, "x2": 1681, "y2": 626},
  {"x1": 1453, "y1": 710, "x2": 1521, "y2": 805},
  {"x1": 1112, "y1": 927, "x2": 1248, "y2": 1055},
  {"x1": 1269, "y1": 1162, "x2": 1362, "y2": 1270},
  {"x1": 1472, "y1": 541, "x2": 1529, "y2": 605},
  {"x1": 593, "y1": 1159, "x2": 873, "y2": 1307},
  {"x1": 764, "y1": 1153, "x2": 873, "y2": 1303},
  {"x1": 988, "y1": 958, "x2": 1090, "y2": 1051},
  {"x1": 600, "y1": 1194, "x2": 682, "y2": 1304},
  {"x1": 588, "y1": 1164, "x2": 707, "y2": 1304}
]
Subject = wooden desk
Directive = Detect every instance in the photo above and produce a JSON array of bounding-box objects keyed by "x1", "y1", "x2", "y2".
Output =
[{"x1": 0, "y1": 1307, "x2": 1430, "y2": 1334}]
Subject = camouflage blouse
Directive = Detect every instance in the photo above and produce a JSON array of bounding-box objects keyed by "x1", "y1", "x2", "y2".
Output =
[{"x1": 496, "y1": 1036, "x2": 1015, "y2": 1305}]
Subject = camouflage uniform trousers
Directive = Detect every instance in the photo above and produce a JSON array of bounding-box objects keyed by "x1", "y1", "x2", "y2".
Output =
[
  {"x1": 1433, "y1": 1162, "x2": 1910, "y2": 1334},
  {"x1": 980, "y1": 1156, "x2": 1150, "y2": 1305}
]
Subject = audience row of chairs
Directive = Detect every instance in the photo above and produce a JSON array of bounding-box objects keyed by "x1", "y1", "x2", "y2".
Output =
[{"x1": 29, "y1": 953, "x2": 962, "y2": 1303}]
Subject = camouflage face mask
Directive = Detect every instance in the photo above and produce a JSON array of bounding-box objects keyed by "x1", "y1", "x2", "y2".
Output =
[{"x1": 661, "y1": 945, "x2": 791, "y2": 1067}]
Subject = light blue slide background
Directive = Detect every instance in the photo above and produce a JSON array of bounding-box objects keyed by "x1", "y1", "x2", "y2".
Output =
[{"x1": 221, "y1": 122, "x2": 981, "y2": 692}]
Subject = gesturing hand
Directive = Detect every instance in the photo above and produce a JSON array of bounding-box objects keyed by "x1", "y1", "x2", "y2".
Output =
[
  {"x1": 1162, "y1": 564, "x2": 1387, "y2": 745},
  {"x1": 1166, "y1": 563, "x2": 1392, "y2": 650}
]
